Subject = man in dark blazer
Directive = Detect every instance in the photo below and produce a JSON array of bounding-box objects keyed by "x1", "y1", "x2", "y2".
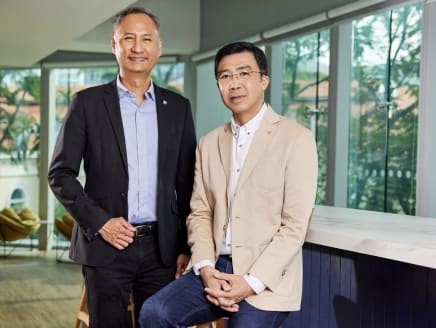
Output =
[{"x1": 48, "y1": 6, "x2": 196, "y2": 328}]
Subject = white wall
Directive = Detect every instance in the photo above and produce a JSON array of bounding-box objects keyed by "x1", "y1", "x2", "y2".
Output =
[
  {"x1": 0, "y1": 165, "x2": 39, "y2": 213},
  {"x1": 195, "y1": 61, "x2": 231, "y2": 138}
]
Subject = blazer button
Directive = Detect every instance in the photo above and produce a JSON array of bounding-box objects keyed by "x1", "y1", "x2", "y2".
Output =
[{"x1": 223, "y1": 224, "x2": 227, "y2": 231}]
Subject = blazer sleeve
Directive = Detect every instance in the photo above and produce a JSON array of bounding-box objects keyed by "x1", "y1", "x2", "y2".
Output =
[
  {"x1": 174, "y1": 98, "x2": 197, "y2": 254},
  {"x1": 48, "y1": 92, "x2": 110, "y2": 239},
  {"x1": 248, "y1": 127, "x2": 318, "y2": 291},
  {"x1": 186, "y1": 137, "x2": 216, "y2": 264}
]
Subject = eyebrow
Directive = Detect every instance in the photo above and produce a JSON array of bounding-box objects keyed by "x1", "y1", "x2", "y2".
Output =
[
  {"x1": 218, "y1": 65, "x2": 253, "y2": 74},
  {"x1": 122, "y1": 32, "x2": 153, "y2": 37}
]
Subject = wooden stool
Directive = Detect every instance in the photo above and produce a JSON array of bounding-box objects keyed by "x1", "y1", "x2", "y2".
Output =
[
  {"x1": 74, "y1": 284, "x2": 135, "y2": 328},
  {"x1": 193, "y1": 318, "x2": 226, "y2": 328}
]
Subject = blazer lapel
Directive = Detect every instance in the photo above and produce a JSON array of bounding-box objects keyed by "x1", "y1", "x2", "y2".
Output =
[
  {"x1": 103, "y1": 81, "x2": 128, "y2": 174},
  {"x1": 218, "y1": 124, "x2": 232, "y2": 207},
  {"x1": 236, "y1": 106, "x2": 280, "y2": 193},
  {"x1": 154, "y1": 85, "x2": 171, "y2": 179}
]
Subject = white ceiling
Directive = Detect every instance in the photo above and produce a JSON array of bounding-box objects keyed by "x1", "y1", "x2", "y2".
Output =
[{"x1": 0, "y1": 0, "x2": 200, "y2": 67}]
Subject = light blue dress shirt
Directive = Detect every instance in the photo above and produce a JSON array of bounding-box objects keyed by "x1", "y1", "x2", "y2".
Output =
[{"x1": 116, "y1": 77, "x2": 158, "y2": 224}]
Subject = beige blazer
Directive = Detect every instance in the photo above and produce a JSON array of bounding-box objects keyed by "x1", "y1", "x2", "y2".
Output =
[{"x1": 187, "y1": 106, "x2": 318, "y2": 311}]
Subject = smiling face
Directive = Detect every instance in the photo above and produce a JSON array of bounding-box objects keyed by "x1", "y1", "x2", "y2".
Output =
[
  {"x1": 217, "y1": 51, "x2": 269, "y2": 125},
  {"x1": 111, "y1": 13, "x2": 162, "y2": 79}
]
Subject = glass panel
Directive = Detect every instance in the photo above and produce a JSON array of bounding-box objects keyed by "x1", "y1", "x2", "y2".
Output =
[
  {"x1": 0, "y1": 69, "x2": 41, "y2": 213},
  {"x1": 348, "y1": 4, "x2": 421, "y2": 214},
  {"x1": 282, "y1": 30, "x2": 330, "y2": 204},
  {"x1": 152, "y1": 63, "x2": 185, "y2": 94},
  {"x1": 54, "y1": 67, "x2": 118, "y2": 133},
  {"x1": 53, "y1": 67, "x2": 118, "y2": 220}
]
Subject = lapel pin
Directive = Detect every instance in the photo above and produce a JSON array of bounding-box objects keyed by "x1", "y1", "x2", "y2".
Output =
[{"x1": 163, "y1": 100, "x2": 168, "y2": 105}]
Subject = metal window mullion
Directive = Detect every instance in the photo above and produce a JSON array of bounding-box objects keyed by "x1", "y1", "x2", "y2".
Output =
[
  {"x1": 416, "y1": 1, "x2": 436, "y2": 217},
  {"x1": 326, "y1": 23, "x2": 352, "y2": 207}
]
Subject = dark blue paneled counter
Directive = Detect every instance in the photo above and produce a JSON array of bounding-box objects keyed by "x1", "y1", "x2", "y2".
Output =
[{"x1": 284, "y1": 206, "x2": 436, "y2": 328}]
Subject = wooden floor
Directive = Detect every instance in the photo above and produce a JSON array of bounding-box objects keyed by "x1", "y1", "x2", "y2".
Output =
[{"x1": 0, "y1": 249, "x2": 83, "y2": 328}]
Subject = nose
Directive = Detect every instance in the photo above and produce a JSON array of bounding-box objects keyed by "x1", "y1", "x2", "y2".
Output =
[
  {"x1": 131, "y1": 39, "x2": 144, "y2": 53},
  {"x1": 229, "y1": 76, "x2": 241, "y2": 89}
]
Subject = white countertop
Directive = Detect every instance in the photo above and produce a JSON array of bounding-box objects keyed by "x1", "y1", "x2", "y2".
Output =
[{"x1": 306, "y1": 205, "x2": 436, "y2": 269}]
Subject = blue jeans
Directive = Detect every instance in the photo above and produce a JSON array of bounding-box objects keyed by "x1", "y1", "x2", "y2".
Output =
[{"x1": 138, "y1": 256, "x2": 289, "y2": 328}]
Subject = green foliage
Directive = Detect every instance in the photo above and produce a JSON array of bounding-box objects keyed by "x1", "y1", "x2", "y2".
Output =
[
  {"x1": 347, "y1": 3, "x2": 421, "y2": 215},
  {"x1": 282, "y1": 31, "x2": 329, "y2": 204},
  {"x1": 152, "y1": 63, "x2": 184, "y2": 95},
  {"x1": 282, "y1": 3, "x2": 421, "y2": 215},
  {"x1": 0, "y1": 69, "x2": 41, "y2": 163}
]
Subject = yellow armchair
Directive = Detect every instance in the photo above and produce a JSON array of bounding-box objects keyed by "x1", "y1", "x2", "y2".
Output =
[
  {"x1": 54, "y1": 212, "x2": 75, "y2": 241},
  {"x1": 0, "y1": 207, "x2": 41, "y2": 241}
]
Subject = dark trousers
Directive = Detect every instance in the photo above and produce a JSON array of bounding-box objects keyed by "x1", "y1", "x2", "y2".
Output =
[
  {"x1": 83, "y1": 233, "x2": 176, "y2": 328},
  {"x1": 138, "y1": 256, "x2": 289, "y2": 328}
]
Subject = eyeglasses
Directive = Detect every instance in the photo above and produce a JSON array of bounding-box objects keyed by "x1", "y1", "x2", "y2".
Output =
[{"x1": 217, "y1": 70, "x2": 263, "y2": 84}]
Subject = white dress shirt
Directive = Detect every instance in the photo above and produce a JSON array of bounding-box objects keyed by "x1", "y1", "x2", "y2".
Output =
[
  {"x1": 194, "y1": 103, "x2": 268, "y2": 294},
  {"x1": 116, "y1": 76, "x2": 158, "y2": 224}
]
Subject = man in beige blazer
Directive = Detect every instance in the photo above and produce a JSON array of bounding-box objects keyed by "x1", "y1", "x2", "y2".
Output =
[{"x1": 138, "y1": 41, "x2": 318, "y2": 328}]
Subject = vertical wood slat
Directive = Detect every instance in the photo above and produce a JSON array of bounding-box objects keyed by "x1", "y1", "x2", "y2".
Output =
[
  {"x1": 427, "y1": 269, "x2": 436, "y2": 328},
  {"x1": 301, "y1": 244, "x2": 312, "y2": 327},
  {"x1": 329, "y1": 247, "x2": 341, "y2": 328},
  {"x1": 411, "y1": 268, "x2": 427, "y2": 328},
  {"x1": 390, "y1": 261, "x2": 410, "y2": 328},
  {"x1": 309, "y1": 244, "x2": 321, "y2": 328},
  {"x1": 372, "y1": 257, "x2": 387, "y2": 328},
  {"x1": 359, "y1": 254, "x2": 373, "y2": 328},
  {"x1": 337, "y1": 252, "x2": 352, "y2": 328},
  {"x1": 349, "y1": 253, "x2": 359, "y2": 328},
  {"x1": 319, "y1": 247, "x2": 331, "y2": 327}
]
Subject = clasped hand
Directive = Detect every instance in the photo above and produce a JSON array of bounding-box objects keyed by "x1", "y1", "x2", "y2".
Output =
[{"x1": 200, "y1": 266, "x2": 254, "y2": 312}]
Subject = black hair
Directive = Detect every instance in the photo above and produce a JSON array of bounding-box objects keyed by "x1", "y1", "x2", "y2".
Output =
[{"x1": 214, "y1": 41, "x2": 268, "y2": 78}]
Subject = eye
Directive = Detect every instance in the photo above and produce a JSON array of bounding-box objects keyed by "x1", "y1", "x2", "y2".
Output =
[
  {"x1": 219, "y1": 73, "x2": 231, "y2": 81},
  {"x1": 239, "y1": 71, "x2": 251, "y2": 78}
]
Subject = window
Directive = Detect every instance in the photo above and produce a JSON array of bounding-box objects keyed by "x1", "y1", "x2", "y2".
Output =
[
  {"x1": 53, "y1": 67, "x2": 119, "y2": 219},
  {"x1": 282, "y1": 30, "x2": 330, "y2": 204},
  {"x1": 152, "y1": 63, "x2": 185, "y2": 94},
  {"x1": 0, "y1": 69, "x2": 41, "y2": 212},
  {"x1": 54, "y1": 67, "x2": 118, "y2": 133},
  {"x1": 347, "y1": 3, "x2": 422, "y2": 214}
]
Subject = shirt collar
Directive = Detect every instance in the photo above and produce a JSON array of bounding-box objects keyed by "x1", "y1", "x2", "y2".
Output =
[
  {"x1": 116, "y1": 75, "x2": 156, "y2": 102},
  {"x1": 231, "y1": 103, "x2": 267, "y2": 136}
]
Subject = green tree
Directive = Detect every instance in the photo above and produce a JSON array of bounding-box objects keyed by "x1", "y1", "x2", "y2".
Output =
[
  {"x1": 0, "y1": 69, "x2": 41, "y2": 165},
  {"x1": 348, "y1": 4, "x2": 421, "y2": 214},
  {"x1": 282, "y1": 31, "x2": 330, "y2": 204},
  {"x1": 152, "y1": 63, "x2": 184, "y2": 94}
]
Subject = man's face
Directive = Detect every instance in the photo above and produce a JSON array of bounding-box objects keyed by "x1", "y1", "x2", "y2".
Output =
[
  {"x1": 111, "y1": 13, "x2": 162, "y2": 77},
  {"x1": 216, "y1": 51, "x2": 269, "y2": 124}
]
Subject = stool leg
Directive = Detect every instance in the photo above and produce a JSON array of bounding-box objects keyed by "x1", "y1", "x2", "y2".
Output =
[
  {"x1": 75, "y1": 284, "x2": 89, "y2": 328},
  {"x1": 215, "y1": 318, "x2": 226, "y2": 328},
  {"x1": 74, "y1": 285, "x2": 136, "y2": 328},
  {"x1": 128, "y1": 292, "x2": 135, "y2": 328}
]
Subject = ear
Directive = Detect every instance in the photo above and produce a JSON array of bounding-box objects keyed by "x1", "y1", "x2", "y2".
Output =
[
  {"x1": 158, "y1": 39, "x2": 163, "y2": 58},
  {"x1": 261, "y1": 74, "x2": 270, "y2": 91},
  {"x1": 111, "y1": 36, "x2": 116, "y2": 54}
]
